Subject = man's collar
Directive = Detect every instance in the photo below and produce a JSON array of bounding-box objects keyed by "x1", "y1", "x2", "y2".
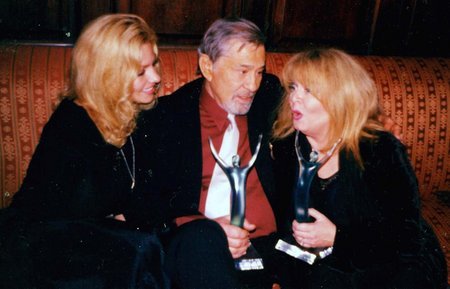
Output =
[{"x1": 199, "y1": 85, "x2": 229, "y2": 130}]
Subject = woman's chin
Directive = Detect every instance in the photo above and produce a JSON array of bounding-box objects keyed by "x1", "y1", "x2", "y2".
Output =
[{"x1": 137, "y1": 98, "x2": 158, "y2": 111}]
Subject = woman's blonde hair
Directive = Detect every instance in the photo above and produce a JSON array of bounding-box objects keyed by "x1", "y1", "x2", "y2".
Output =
[
  {"x1": 272, "y1": 48, "x2": 385, "y2": 166},
  {"x1": 63, "y1": 14, "x2": 158, "y2": 147}
]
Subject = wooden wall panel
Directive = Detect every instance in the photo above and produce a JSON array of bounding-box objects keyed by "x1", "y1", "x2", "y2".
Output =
[
  {"x1": 0, "y1": 0, "x2": 74, "y2": 43},
  {"x1": 270, "y1": 0, "x2": 372, "y2": 52},
  {"x1": 78, "y1": 0, "x2": 115, "y2": 29},
  {"x1": 238, "y1": 0, "x2": 273, "y2": 35},
  {"x1": 372, "y1": 0, "x2": 450, "y2": 56},
  {"x1": 0, "y1": 0, "x2": 448, "y2": 56},
  {"x1": 128, "y1": 0, "x2": 239, "y2": 46}
]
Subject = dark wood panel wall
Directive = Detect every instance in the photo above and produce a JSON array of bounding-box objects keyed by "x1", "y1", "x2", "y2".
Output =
[
  {"x1": 0, "y1": 0, "x2": 448, "y2": 56},
  {"x1": 127, "y1": 0, "x2": 236, "y2": 46},
  {"x1": 269, "y1": 0, "x2": 373, "y2": 51}
]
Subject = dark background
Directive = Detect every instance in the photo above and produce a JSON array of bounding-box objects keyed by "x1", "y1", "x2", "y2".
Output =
[{"x1": 0, "y1": 0, "x2": 449, "y2": 57}]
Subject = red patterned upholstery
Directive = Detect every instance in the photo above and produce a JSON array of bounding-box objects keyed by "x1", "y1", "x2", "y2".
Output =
[
  {"x1": 0, "y1": 46, "x2": 449, "y2": 282},
  {"x1": 1, "y1": 45, "x2": 448, "y2": 205},
  {"x1": 160, "y1": 51, "x2": 450, "y2": 201},
  {"x1": 0, "y1": 45, "x2": 72, "y2": 207}
]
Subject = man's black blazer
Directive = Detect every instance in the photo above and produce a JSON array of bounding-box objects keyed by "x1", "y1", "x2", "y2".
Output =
[{"x1": 136, "y1": 74, "x2": 283, "y2": 223}]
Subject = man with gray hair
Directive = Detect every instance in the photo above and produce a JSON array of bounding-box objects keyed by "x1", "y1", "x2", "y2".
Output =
[
  {"x1": 137, "y1": 17, "x2": 285, "y2": 288},
  {"x1": 137, "y1": 17, "x2": 401, "y2": 289}
]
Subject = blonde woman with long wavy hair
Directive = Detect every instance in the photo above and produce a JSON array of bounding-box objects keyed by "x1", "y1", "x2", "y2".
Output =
[
  {"x1": 271, "y1": 48, "x2": 446, "y2": 289},
  {"x1": 0, "y1": 14, "x2": 169, "y2": 288}
]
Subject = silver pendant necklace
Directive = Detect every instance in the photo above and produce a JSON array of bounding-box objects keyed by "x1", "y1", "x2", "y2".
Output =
[{"x1": 120, "y1": 136, "x2": 135, "y2": 189}]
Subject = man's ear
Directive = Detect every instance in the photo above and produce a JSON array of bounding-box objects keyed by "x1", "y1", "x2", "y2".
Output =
[{"x1": 199, "y1": 53, "x2": 213, "y2": 81}]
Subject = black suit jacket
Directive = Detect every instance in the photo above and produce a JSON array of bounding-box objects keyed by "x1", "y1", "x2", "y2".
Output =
[
  {"x1": 272, "y1": 131, "x2": 446, "y2": 280},
  {"x1": 3, "y1": 99, "x2": 165, "y2": 229},
  {"x1": 0, "y1": 99, "x2": 169, "y2": 289},
  {"x1": 136, "y1": 74, "x2": 283, "y2": 223}
]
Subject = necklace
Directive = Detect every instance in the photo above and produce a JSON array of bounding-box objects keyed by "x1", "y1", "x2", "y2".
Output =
[
  {"x1": 120, "y1": 136, "x2": 135, "y2": 189},
  {"x1": 318, "y1": 172, "x2": 339, "y2": 191}
]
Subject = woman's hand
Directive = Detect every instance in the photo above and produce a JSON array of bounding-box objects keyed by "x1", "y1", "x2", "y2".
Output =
[
  {"x1": 214, "y1": 216, "x2": 255, "y2": 259},
  {"x1": 114, "y1": 214, "x2": 126, "y2": 221},
  {"x1": 292, "y1": 208, "x2": 336, "y2": 248}
]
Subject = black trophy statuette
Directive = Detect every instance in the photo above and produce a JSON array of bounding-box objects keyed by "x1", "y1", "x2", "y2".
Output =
[
  {"x1": 275, "y1": 131, "x2": 341, "y2": 265},
  {"x1": 209, "y1": 134, "x2": 264, "y2": 271}
]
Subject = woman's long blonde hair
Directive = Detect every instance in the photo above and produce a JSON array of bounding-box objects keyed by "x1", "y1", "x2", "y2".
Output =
[
  {"x1": 272, "y1": 48, "x2": 385, "y2": 167},
  {"x1": 63, "y1": 14, "x2": 158, "y2": 147}
]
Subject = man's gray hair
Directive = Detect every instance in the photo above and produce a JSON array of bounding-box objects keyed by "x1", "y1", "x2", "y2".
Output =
[{"x1": 198, "y1": 17, "x2": 266, "y2": 62}]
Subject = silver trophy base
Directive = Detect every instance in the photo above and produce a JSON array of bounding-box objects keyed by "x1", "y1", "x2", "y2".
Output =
[
  {"x1": 275, "y1": 239, "x2": 333, "y2": 265},
  {"x1": 234, "y1": 243, "x2": 264, "y2": 271}
]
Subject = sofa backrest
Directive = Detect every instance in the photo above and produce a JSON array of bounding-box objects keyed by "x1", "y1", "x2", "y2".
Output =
[{"x1": 0, "y1": 45, "x2": 449, "y2": 207}]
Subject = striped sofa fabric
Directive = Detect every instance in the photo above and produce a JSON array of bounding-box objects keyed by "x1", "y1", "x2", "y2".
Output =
[{"x1": 0, "y1": 45, "x2": 449, "y2": 283}]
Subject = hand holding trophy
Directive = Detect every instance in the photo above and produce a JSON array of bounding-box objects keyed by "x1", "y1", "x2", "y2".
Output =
[
  {"x1": 275, "y1": 131, "x2": 341, "y2": 264},
  {"x1": 209, "y1": 134, "x2": 264, "y2": 271}
]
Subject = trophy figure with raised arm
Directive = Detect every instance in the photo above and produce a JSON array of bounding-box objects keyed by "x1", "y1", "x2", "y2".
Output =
[
  {"x1": 208, "y1": 134, "x2": 264, "y2": 271},
  {"x1": 275, "y1": 131, "x2": 341, "y2": 265}
]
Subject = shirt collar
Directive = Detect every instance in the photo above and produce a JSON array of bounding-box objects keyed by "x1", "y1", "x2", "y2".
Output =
[{"x1": 199, "y1": 85, "x2": 230, "y2": 131}]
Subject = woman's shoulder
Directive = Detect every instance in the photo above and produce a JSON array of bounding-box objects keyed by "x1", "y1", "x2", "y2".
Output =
[
  {"x1": 48, "y1": 98, "x2": 88, "y2": 127},
  {"x1": 359, "y1": 130, "x2": 410, "y2": 172},
  {"x1": 360, "y1": 130, "x2": 405, "y2": 156},
  {"x1": 41, "y1": 98, "x2": 105, "y2": 147}
]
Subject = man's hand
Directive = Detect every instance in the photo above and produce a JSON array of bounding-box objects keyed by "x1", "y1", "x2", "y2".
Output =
[
  {"x1": 292, "y1": 208, "x2": 336, "y2": 248},
  {"x1": 214, "y1": 216, "x2": 256, "y2": 259},
  {"x1": 378, "y1": 114, "x2": 403, "y2": 141}
]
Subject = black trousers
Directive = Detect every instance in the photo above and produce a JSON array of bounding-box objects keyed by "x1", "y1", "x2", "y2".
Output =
[
  {"x1": 164, "y1": 219, "x2": 294, "y2": 289},
  {"x1": 0, "y1": 218, "x2": 169, "y2": 289},
  {"x1": 164, "y1": 219, "x2": 447, "y2": 289}
]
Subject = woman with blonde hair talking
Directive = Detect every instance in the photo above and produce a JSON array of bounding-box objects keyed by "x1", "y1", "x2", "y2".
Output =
[
  {"x1": 271, "y1": 48, "x2": 446, "y2": 289},
  {"x1": 0, "y1": 14, "x2": 168, "y2": 288}
]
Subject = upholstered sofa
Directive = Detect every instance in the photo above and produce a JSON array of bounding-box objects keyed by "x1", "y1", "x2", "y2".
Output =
[{"x1": 0, "y1": 45, "x2": 448, "y2": 283}]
